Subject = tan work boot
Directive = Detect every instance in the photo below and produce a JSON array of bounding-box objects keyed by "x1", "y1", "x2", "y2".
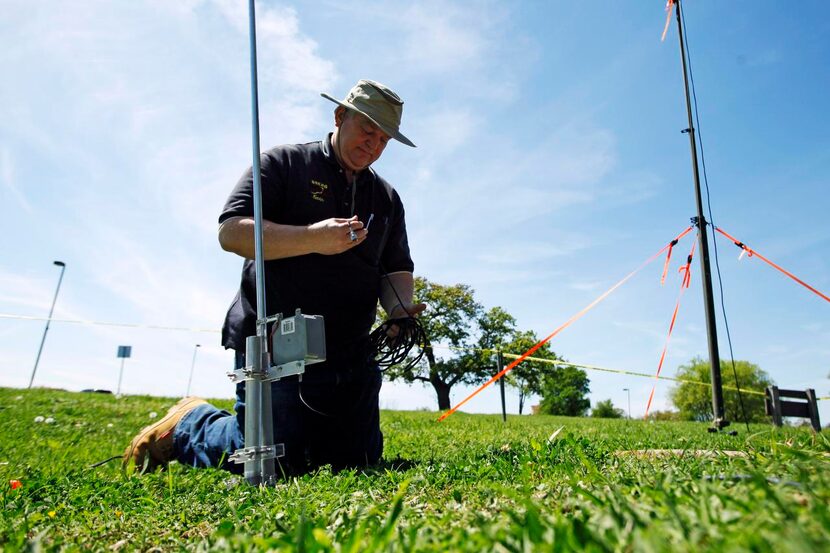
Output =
[{"x1": 123, "y1": 397, "x2": 207, "y2": 473}]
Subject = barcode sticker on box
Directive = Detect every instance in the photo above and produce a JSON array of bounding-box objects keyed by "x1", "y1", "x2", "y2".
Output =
[{"x1": 281, "y1": 318, "x2": 295, "y2": 335}]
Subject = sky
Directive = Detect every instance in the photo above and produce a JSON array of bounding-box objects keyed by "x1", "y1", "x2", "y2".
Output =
[{"x1": 1, "y1": 1, "x2": 828, "y2": 425}]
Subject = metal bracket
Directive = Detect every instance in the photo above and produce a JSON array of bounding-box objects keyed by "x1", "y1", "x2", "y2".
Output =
[
  {"x1": 228, "y1": 443, "x2": 284, "y2": 464},
  {"x1": 227, "y1": 360, "x2": 306, "y2": 383}
]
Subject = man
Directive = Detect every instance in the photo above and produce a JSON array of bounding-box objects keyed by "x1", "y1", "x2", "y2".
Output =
[{"x1": 124, "y1": 79, "x2": 425, "y2": 475}]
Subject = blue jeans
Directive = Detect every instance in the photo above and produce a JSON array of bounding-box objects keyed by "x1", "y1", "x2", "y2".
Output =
[{"x1": 173, "y1": 351, "x2": 383, "y2": 476}]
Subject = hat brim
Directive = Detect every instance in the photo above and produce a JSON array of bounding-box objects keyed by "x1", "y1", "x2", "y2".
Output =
[{"x1": 321, "y1": 93, "x2": 416, "y2": 148}]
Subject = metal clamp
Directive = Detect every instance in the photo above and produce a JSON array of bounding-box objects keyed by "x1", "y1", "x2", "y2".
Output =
[
  {"x1": 227, "y1": 360, "x2": 306, "y2": 383},
  {"x1": 228, "y1": 443, "x2": 284, "y2": 464}
]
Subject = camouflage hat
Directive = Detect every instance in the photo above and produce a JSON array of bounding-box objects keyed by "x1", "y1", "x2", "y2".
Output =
[{"x1": 321, "y1": 79, "x2": 416, "y2": 148}]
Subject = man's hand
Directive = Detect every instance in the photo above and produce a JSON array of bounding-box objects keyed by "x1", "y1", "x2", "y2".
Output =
[
  {"x1": 386, "y1": 302, "x2": 427, "y2": 341},
  {"x1": 388, "y1": 303, "x2": 427, "y2": 320},
  {"x1": 308, "y1": 216, "x2": 368, "y2": 255}
]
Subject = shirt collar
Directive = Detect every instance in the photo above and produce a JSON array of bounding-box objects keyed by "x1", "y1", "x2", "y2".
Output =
[
  {"x1": 321, "y1": 133, "x2": 373, "y2": 183},
  {"x1": 321, "y1": 132, "x2": 340, "y2": 167}
]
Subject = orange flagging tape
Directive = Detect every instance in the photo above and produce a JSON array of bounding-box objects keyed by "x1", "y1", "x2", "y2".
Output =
[
  {"x1": 645, "y1": 239, "x2": 696, "y2": 418},
  {"x1": 660, "y1": 238, "x2": 679, "y2": 286},
  {"x1": 661, "y1": 0, "x2": 676, "y2": 42},
  {"x1": 437, "y1": 226, "x2": 694, "y2": 422},
  {"x1": 715, "y1": 227, "x2": 830, "y2": 304}
]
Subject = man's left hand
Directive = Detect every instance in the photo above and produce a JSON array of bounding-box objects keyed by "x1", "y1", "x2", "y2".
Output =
[
  {"x1": 386, "y1": 302, "x2": 427, "y2": 341},
  {"x1": 388, "y1": 302, "x2": 426, "y2": 320}
]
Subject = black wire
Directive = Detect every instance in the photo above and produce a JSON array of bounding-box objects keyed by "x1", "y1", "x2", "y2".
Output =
[
  {"x1": 368, "y1": 265, "x2": 429, "y2": 373},
  {"x1": 369, "y1": 317, "x2": 427, "y2": 372},
  {"x1": 298, "y1": 376, "x2": 335, "y2": 417},
  {"x1": 298, "y1": 265, "x2": 428, "y2": 416},
  {"x1": 90, "y1": 455, "x2": 121, "y2": 468},
  {"x1": 297, "y1": 317, "x2": 427, "y2": 418},
  {"x1": 681, "y1": 3, "x2": 750, "y2": 431}
]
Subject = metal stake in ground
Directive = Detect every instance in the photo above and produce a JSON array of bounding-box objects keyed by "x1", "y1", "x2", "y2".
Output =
[{"x1": 672, "y1": 0, "x2": 728, "y2": 430}]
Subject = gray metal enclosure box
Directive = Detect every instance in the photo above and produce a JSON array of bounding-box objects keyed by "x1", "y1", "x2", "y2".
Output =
[{"x1": 271, "y1": 311, "x2": 326, "y2": 367}]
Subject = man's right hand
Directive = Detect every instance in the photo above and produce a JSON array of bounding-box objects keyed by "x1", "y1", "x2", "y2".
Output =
[{"x1": 308, "y1": 216, "x2": 368, "y2": 255}]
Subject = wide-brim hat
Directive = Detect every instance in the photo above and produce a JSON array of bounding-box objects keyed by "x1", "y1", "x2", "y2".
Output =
[{"x1": 321, "y1": 79, "x2": 416, "y2": 148}]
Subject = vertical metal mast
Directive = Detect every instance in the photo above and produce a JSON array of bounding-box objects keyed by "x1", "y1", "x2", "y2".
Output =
[
  {"x1": 243, "y1": 0, "x2": 277, "y2": 484},
  {"x1": 673, "y1": 0, "x2": 728, "y2": 429}
]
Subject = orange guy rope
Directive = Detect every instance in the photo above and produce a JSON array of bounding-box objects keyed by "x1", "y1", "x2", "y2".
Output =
[
  {"x1": 645, "y1": 239, "x2": 697, "y2": 418},
  {"x1": 715, "y1": 227, "x2": 830, "y2": 304},
  {"x1": 438, "y1": 226, "x2": 694, "y2": 422}
]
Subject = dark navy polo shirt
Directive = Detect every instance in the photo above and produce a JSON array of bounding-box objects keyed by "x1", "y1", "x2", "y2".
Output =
[{"x1": 219, "y1": 134, "x2": 414, "y2": 362}]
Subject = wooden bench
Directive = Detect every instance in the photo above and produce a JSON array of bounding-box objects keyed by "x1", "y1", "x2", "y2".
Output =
[{"x1": 765, "y1": 386, "x2": 821, "y2": 432}]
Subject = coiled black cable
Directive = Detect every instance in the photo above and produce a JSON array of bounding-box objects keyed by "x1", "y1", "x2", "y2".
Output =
[{"x1": 368, "y1": 316, "x2": 427, "y2": 372}]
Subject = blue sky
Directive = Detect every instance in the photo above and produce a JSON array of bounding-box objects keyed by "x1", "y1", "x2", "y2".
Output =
[{"x1": 2, "y1": 1, "x2": 828, "y2": 423}]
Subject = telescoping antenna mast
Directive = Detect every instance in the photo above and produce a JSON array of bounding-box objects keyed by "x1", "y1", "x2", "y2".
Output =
[
  {"x1": 226, "y1": 0, "x2": 280, "y2": 485},
  {"x1": 672, "y1": 0, "x2": 728, "y2": 430},
  {"x1": 228, "y1": 0, "x2": 325, "y2": 486}
]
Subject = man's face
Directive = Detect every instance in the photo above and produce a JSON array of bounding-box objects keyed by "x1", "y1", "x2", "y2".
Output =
[{"x1": 334, "y1": 108, "x2": 391, "y2": 172}]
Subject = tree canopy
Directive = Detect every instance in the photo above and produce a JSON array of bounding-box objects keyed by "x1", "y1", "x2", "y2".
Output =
[
  {"x1": 591, "y1": 399, "x2": 625, "y2": 418},
  {"x1": 384, "y1": 277, "x2": 491, "y2": 410},
  {"x1": 669, "y1": 356, "x2": 774, "y2": 423},
  {"x1": 503, "y1": 330, "x2": 562, "y2": 415},
  {"x1": 383, "y1": 277, "x2": 569, "y2": 412},
  {"x1": 537, "y1": 364, "x2": 591, "y2": 417}
]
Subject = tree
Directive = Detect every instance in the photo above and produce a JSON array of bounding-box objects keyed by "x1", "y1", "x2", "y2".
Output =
[
  {"x1": 646, "y1": 410, "x2": 681, "y2": 421},
  {"x1": 504, "y1": 330, "x2": 562, "y2": 415},
  {"x1": 385, "y1": 277, "x2": 502, "y2": 411},
  {"x1": 537, "y1": 365, "x2": 590, "y2": 417},
  {"x1": 382, "y1": 277, "x2": 569, "y2": 412},
  {"x1": 591, "y1": 399, "x2": 624, "y2": 418},
  {"x1": 669, "y1": 357, "x2": 774, "y2": 423}
]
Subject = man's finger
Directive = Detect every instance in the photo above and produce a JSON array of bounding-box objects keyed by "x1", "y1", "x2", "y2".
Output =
[
  {"x1": 386, "y1": 323, "x2": 401, "y2": 338},
  {"x1": 409, "y1": 303, "x2": 427, "y2": 316}
]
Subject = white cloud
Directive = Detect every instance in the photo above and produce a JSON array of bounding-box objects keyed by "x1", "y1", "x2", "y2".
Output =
[
  {"x1": 0, "y1": 270, "x2": 55, "y2": 312},
  {"x1": 411, "y1": 107, "x2": 479, "y2": 158},
  {"x1": 399, "y1": 3, "x2": 488, "y2": 74},
  {"x1": 477, "y1": 237, "x2": 590, "y2": 265},
  {"x1": 0, "y1": 147, "x2": 32, "y2": 214},
  {"x1": 569, "y1": 280, "x2": 605, "y2": 292},
  {"x1": 406, "y1": 122, "x2": 618, "y2": 283}
]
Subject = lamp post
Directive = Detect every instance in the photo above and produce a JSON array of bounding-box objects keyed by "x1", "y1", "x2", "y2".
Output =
[
  {"x1": 28, "y1": 261, "x2": 66, "y2": 389},
  {"x1": 116, "y1": 345, "x2": 132, "y2": 397},
  {"x1": 623, "y1": 388, "x2": 631, "y2": 420},
  {"x1": 185, "y1": 344, "x2": 201, "y2": 397}
]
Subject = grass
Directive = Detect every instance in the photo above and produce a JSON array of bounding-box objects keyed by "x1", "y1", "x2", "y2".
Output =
[{"x1": 1, "y1": 387, "x2": 829, "y2": 551}]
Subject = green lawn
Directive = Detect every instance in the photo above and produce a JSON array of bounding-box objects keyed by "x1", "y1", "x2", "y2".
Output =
[{"x1": 1, "y1": 387, "x2": 828, "y2": 551}]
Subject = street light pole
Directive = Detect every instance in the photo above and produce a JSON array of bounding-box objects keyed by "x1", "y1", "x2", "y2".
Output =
[
  {"x1": 28, "y1": 261, "x2": 66, "y2": 389},
  {"x1": 186, "y1": 344, "x2": 201, "y2": 397},
  {"x1": 623, "y1": 388, "x2": 631, "y2": 420}
]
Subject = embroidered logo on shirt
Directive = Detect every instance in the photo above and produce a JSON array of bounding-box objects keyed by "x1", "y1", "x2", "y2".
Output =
[{"x1": 310, "y1": 180, "x2": 328, "y2": 203}]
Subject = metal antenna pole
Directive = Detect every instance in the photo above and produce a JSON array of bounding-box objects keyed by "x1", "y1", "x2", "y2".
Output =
[
  {"x1": 116, "y1": 357, "x2": 126, "y2": 397},
  {"x1": 185, "y1": 344, "x2": 200, "y2": 397},
  {"x1": 241, "y1": 0, "x2": 276, "y2": 485},
  {"x1": 674, "y1": 0, "x2": 728, "y2": 429},
  {"x1": 623, "y1": 388, "x2": 631, "y2": 419},
  {"x1": 29, "y1": 261, "x2": 66, "y2": 389},
  {"x1": 497, "y1": 351, "x2": 506, "y2": 422}
]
